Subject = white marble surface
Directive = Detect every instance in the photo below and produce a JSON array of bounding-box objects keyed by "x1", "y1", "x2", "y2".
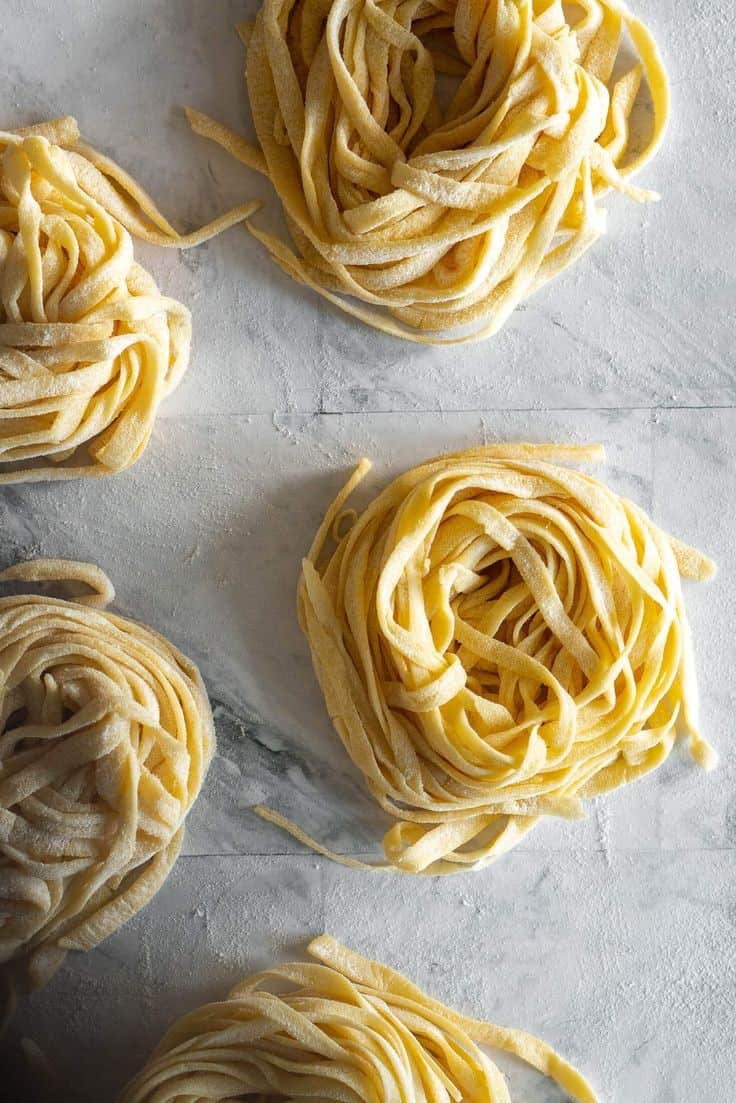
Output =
[{"x1": 2, "y1": 2, "x2": 735, "y2": 1101}]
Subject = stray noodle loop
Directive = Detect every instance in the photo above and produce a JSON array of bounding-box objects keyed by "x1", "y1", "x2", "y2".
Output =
[
  {"x1": 189, "y1": 0, "x2": 669, "y2": 342},
  {"x1": 260, "y1": 443, "x2": 715, "y2": 874},
  {"x1": 120, "y1": 934, "x2": 600, "y2": 1103},
  {"x1": 0, "y1": 559, "x2": 214, "y2": 987},
  {"x1": 0, "y1": 117, "x2": 256, "y2": 482}
]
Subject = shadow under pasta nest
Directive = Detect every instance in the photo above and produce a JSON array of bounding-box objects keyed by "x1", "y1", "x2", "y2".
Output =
[{"x1": 187, "y1": 460, "x2": 393, "y2": 860}]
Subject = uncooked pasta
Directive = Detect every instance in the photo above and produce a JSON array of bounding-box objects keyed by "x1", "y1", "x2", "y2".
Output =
[
  {"x1": 120, "y1": 934, "x2": 600, "y2": 1103},
  {"x1": 0, "y1": 117, "x2": 256, "y2": 482},
  {"x1": 0, "y1": 559, "x2": 214, "y2": 987},
  {"x1": 259, "y1": 443, "x2": 715, "y2": 874},
  {"x1": 189, "y1": 0, "x2": 668, "y2": 343}
]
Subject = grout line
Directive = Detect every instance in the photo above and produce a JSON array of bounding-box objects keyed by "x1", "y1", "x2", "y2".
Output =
[
  {"x1": 159, "y1": 403, "x2": 736, "y2": 420},
  {"x1": 180, "y1": 846, "x2": 736, "y2": 860}
]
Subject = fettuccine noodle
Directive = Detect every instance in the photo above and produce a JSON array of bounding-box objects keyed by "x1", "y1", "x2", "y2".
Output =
[
  {"x1": 189, "y1": 0, "x2": 668, "y2": 343},
  {"x1": 120, "y1": 933, "x2": 600, "y2": 1103},
  {"x1": 260, "y1": 443, "x2": 715, "y2": 874},
  {"x1": 0, "y1": 559, "x2": 214, "y2": 987},
  {"x1": 0, "y1": 117, "x2": 256, "y2": 482}
]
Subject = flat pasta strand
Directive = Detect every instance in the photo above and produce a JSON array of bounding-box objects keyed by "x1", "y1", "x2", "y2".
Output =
[
  {"x1": 120, "y1": 933, "x2": 600, "y2": 1103},
  {"x1": 190, "y1": 0, "x2": 668, "y2": 343},
  {"x1": 0, "y1": 117, "x2": 257, "y2": 483},
  {"x1": 261, "y1": 443, "x2": 715, "y2": 874},
  {"x1": 0, "y1": 559, "x2": 215, "y2": 987}
]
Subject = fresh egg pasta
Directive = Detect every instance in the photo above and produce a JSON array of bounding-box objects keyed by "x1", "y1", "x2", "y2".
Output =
[
  {"x1": 259, "y1": 443, "x2": 715, "y2": 874},
  {"x1": 0, "y1": 117, "x2": 256, "y2": 482},
  {"x1": 189, "y1": 0, "x2": 668, "y2": 343},
  {"x1": 0, "y1": 559, "x2": 214, "y2": 987},
  {"x1": 120, "y1": 934, "x2": 600, "y2": 1103}
]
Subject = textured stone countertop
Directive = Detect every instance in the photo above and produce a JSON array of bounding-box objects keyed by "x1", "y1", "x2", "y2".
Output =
[{"x1": 2, "y1": 2, "x2": 734, "y2": 1101}]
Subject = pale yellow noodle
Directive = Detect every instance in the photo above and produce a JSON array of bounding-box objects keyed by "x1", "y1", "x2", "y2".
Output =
[
  {"x1": 260, "y1": 443, "x2": 715, "y2": 874},
  {"x1": 189, "y1": 0, "x2": 669, "y2": 343},
  {"x1": 119, "y1": 934, "x2": 600, "y2": 1103},
  {"x1": 0, "y1": 118, "x2": 257, "y2": 482},
  {"x1": 0, "y1": 559, "x2": 214, "y2": 987}
]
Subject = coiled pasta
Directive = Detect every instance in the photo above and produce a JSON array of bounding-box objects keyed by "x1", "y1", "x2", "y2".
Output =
[
  {"x1": 260, "y1": 443, "x2": 716, "y2": 874},
  {"x1": 189, "y1": 0, "x2": 668, "y2": 343},
  {"x1": 0, "y1": 117, "x2": 255, "y2": 482},
  {"x1": 120, "y1": 934, "x2": 599, "y2": 1103},
  {"x1": 0, "y1": 560, "x2": 214, "y2": 987}
]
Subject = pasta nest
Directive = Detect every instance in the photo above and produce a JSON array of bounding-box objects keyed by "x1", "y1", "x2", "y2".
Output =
[
  {"x1": 0, "y1": 560, "x2": 214, "y2": 987},
  {"x1": 0, "y1": 117, "x2": 254, "y2": 483},
  {"x1": 287, "y1": 444, "x2": 716, "y2": 874},
  {"x1": 189, "y1": 0, "x2": 668, "y2": 342},
  {"x1": 120, "y1": 934, "x2": 599, "y2": 1103}
]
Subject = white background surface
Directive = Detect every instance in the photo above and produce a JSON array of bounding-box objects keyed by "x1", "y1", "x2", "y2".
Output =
[{"x1": 2, "y1": 2, "x2": 735, "y2": 1101}]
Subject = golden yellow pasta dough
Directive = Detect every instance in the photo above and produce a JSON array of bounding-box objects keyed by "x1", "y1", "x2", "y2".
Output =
[
  {"x1": 0, "y1": 117, "x2": 256, "y2": 482},
  {"x1": 0, "y1": 560, "x2": 214, "y2": 987},
  {"x1": 120, "y1": 934, "x2": 600, "y2": 1103},
  {"x1": 259, "y1": 444, "x2": 715, "y2": 874},
  {"x1": 189, "y1": 0, "x2": 668, "y2": 343}
]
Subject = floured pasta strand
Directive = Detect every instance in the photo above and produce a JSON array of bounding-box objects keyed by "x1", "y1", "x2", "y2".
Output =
[
  {"x1": 0, "y1": 118, "x2": 257, "y2": 483},
  {"x1": 120, "y1": 933, "x2": 600, "y2": 1103},
  {"x1": 0, "y1": 559, "x2": 215, "y2": 988},
  {"x1": 189, "y1": 0, "x2": 668, "y2": 343},
  {"x1": 258, "y1": 443, "x2": 715, "y2": 875}
]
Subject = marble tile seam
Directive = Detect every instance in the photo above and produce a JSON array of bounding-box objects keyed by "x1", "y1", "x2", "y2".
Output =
[
  {"x1": 156, "y1": 402, "x2": 736, "y2": 421},
  {"x1": 176, "y1": 845, "x2": 736, "y2": 861}
]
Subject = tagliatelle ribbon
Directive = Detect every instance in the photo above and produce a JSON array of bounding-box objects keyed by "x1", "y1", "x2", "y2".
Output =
[
  {"x1": 189, "y1": 0, "x2": 669, "y2": 343},
  {"x1": 0, "y1": 117, "x2": 257, "y2": 483},
  {"x1": 257, "y1": 443, "x2": 715, "y2": 874},
  {"x1": 119, "y1": 933, "x2": 601, "y2": 1103},
  {"x1": 0, "y1": 559, "x2": 215, "y2": 988}
]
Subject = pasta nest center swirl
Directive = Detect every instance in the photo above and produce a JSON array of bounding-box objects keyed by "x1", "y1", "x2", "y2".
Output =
[
  {"x1": 0, "y1": 122, "x2": 190, "y2": 480},
  {"x1": 0, "y1": 561, "x2": 214, "y2": 986},
  {"x1": 0, "y1": 117, "x2": 255, "y2": 483},
  {"x1": 190, "y1": 0, "x2": 669, "y2": 341},
  {"x1": 297, "y1": 445, "x2": 715, "y2": 873}
]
